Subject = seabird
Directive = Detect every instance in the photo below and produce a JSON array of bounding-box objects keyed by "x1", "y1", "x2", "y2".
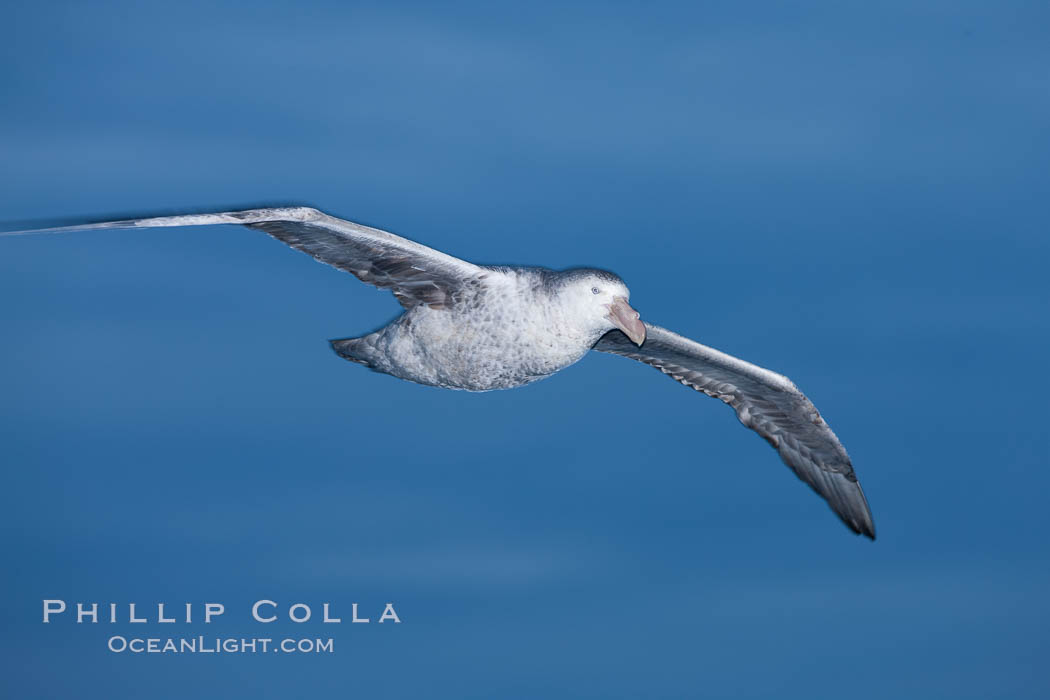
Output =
[{"x1": 2, "y1": 206, "x2": 875, "y2": 538}]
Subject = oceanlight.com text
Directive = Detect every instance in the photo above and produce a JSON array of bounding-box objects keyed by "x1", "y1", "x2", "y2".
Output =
[{"x1": 107, "y1": 636, "x2": 334, "y2": 654}]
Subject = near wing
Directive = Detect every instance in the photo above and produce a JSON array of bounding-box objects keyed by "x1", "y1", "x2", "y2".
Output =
[
  {"x1": 1, "y1": 207, "x2": 484, "y2": 309},
  {"x1": 593, "y1": 323, "x2": 875, "y2": 538}
]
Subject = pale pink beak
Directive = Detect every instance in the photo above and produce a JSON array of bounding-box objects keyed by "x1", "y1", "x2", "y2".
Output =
[{"x1": 608, "y1": 296, "x2": 645, "y2": 345}]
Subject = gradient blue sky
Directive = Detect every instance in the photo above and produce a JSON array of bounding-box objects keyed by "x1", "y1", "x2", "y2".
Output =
[{"x1": 1, "y1": 1, "x2": 1048, "y2": 698}]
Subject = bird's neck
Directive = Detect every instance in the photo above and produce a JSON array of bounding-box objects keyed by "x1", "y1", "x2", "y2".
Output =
[{"x1": 543, "y1": 290, "x2": 611, "y2": 348}]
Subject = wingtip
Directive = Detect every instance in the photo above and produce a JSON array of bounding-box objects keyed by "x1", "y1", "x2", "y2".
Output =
[
  {"x1": 820, "y1": 468, "x2": 876, "y2": 541},
  {"x1": 853, "y1": 490, "x2": 877, "y2": 541},
  {"x1": 0, "y1": 219, "x2": 139, "y2": 237},
  {"x1": 846, "y1": 508, "x2": 876, "y2": 540}
]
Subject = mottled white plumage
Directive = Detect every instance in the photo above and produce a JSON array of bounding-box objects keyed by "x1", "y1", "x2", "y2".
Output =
[
  {"x1": 334, "y1": 266, "x2": 635, "y2": 390},
  {"x1": 1, "y1": 206, "x2": 875, "y2": 538}
]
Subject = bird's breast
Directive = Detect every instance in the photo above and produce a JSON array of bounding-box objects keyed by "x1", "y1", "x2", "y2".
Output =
[{"x1": 376, "y1": 293, "x2": 594, "y2": 391}]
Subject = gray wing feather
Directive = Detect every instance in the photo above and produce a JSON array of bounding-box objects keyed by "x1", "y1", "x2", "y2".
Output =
[
  {"x1": 593, "y1": 322, "x2": 875, "y2": 538},
  {"x1": 1, "y1": 207, "x2": 484, "y2": 309}
]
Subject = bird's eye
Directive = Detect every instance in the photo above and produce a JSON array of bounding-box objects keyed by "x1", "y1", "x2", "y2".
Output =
[{"x1": 591, "y1": 287, "x2": 600, "y2": 295}]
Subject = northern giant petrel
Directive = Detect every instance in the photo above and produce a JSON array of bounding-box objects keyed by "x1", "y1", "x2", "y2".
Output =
[{"x1": 2, "y1": 206, "x2": 876, "y2": 538}]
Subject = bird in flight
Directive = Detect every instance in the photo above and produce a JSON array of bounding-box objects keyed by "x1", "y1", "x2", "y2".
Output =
[{"x1": 3, "y1": 206, "x2": 875, "y2": 538}]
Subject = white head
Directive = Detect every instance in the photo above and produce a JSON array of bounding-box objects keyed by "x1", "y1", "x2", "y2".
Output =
[{"x1": 556, "y1": 269, "x2": 646, "y2": 345}]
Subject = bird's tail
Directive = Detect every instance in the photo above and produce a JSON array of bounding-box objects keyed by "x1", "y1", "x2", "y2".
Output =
[{"x1": 329, "y1": 336, "x2": 374, "y2": 366}]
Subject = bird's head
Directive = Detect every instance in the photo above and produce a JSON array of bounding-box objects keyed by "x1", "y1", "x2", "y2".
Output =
[{"x1": 556, "y1": 268, "x2": 646, "y2": 345}]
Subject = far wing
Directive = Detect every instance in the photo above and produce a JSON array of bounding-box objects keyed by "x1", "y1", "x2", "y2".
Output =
[{"x1": 1, "y1": 207, "x2": 485, "y2": 309}]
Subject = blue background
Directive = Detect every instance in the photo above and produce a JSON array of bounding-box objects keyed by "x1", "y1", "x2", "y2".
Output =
[{"x1": 1, "y1": 1, "x2": 1047, "y2": 697}]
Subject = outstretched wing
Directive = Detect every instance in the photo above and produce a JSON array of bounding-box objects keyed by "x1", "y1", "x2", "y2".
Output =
[
  {"x1": 593, "y1": 322, "x2": 875, "y2": 538},
  {"x1": 1, "y1": 207, "x2": 484, "y2": 309}
]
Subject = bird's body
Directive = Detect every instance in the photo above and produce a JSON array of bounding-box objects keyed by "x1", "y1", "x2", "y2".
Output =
[
  {"x1": 335, "y1": 266, "x2": 619, "y2": 390},
  {"x1": 1, "y1": 206, "x2": 877, "y2": 538}
]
